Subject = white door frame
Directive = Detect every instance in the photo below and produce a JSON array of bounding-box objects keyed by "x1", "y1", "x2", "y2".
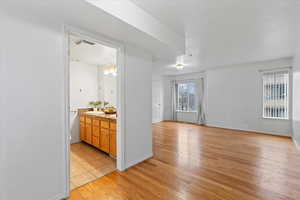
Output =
[{"x1": 63, "y1": 25, "x2": 126, "y2": 196}]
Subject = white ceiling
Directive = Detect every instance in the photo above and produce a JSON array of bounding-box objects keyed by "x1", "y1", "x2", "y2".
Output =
[
  {"x1": 84, "y1": 0, "x2": 185, "y2": 53},
  {"x1": 130, "y1": 0, "x2": 296, "y2": 75},
  {"x1": 70, "y1": 35, "x2": 116, "y2": 66},
  {"x1": 0, "y1": 0, "x2": 181, "y2": 61},
  {"x1": 1, "y1": 0, "x2": 296, "y2": 76}
]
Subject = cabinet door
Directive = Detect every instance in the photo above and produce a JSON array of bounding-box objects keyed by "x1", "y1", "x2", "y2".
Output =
[
  {"x1": 86, "y1": 117, "x2": 92, "y2": 124},
  {"x1": 85, "y1": 124, "x2": 92, "y2": 144},
  {"x1": 80, "y1": 122, "x2": 86, "y2": 141},
  {"x1": 80, "y1": 116, "x2": 85, "y2": 122},
  {"x1": 109, "y1": 130, "x2": 116, "y2": 158},
  {"x1": 110, "y1": 121, "x2": 116, "y2": 131},
  {"x1": 92, "y1": 126, "x2": 100, "y2": 137},
  {"x1": 100, "y1": 128, "x2": 110, "y2": 153},
  {"x1": 92, "y1": 136, "x2": 100, "y2": 148},
  {"x1": 101, "y1": 120, "x2": 110, "y2": 129},
  {"x1": 93, "y1": 118, "x2": 100, "y2": 127}
]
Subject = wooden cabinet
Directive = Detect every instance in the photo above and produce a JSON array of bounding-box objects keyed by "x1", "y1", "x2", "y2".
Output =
[
  {"x1": 92, "y1": 118, "x2": 100, "y2": 148},
  {"x1": 80, "y1": 122, "x2": 86, "y2": 141},
  {"x1": 93, "y1": 119, "x2": 100, "y2": 126},
  {"x1": 101, "y1": 120, "x2": 110, "y2": 129},
  {"x1": 100, "y1": 128, "x2": 110, "y2": 153},
  {"x1": 85, "y1": 117, "x2": 92, "y2": 124},
  {"x1": 109, "y1": 121, "x2": 116, "y2": 158},
  {"x1": 110, "y1": 122, "x2": 116, "y2": 131},
  {"x1": 92, "y1": 126, "x2": 100, "y2": 137},
  {"x1": 80, "y1": 116, "x2": 85, "y2": 122},
  {"x1": 85, "y1": 124, "x2": 92, "y2": 144},
  {"x1": 80, "y1": 113, "x2": 116, "y2": 158},
  {"x1": 80, "y1": 116, "x2": 86, "y2": 141},
  {"x1": 85, "y1": 116, "x2": 92, "y2": 144},
  {"x1": 110, "y1": 130, "x2": 116, "y2": 158},
  {"x1": 92, "y1": 136, "x2": 100, "y2": 149}
]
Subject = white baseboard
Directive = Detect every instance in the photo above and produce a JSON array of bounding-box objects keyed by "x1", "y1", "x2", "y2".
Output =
[
  {"x1": 70, "y1": 138, "x2": 80, "y2": 144},
  {"x1": 47, "y1": 193, "x2": 67, "y2": 200},
  {"x1": 205, "y1": 122, "x2": 291, "y2": 137},
  {"x1": 152, "y1": 119, "x2": 163, "y2": 124},
  {"x1": 293, "y1": 138, "x2": 300, "y2": 153},
  {"x1": 125, "y1": 153, "x2": 153, "y2": 169}
]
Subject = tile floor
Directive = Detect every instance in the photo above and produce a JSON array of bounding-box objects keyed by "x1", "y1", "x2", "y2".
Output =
[{"x1": 70, "y1": 142, "x2": 116, "y2": 190}]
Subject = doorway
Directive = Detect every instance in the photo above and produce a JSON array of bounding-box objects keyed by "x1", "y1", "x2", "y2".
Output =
[
  {"x1": 152, "y1": 80, "x2": 163, "y2": 123},
  {"x1": 64, "y1": 28, "x2": 125, "y2": 192}
]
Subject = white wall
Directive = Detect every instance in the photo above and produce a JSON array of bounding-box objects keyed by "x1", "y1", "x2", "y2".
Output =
[
  {"x1": 103, "y1": 74, "x2": 117, "y2": 107},
  {"x1": 70, "y1": 61, "x2": 99, "y2": 109},
  {"x1": 293, "y1": 49, "x2": 300, "y2": 148},
  {"x1": 162, "y1": 58, "x2": 293, "y2": 136},
  {"x1": 124, "y1": 45, "x2": 153, "y2": 167},
  {"x1": 69, "y1": 61, "x2": 99, "y2": 144},
  {"x1": 70, "y1": 62, "x2": 117, "y2": 109},
  {"x1": 206, "y1": 58, "x2": 293, "y2": 136},
  {"x1": 293, "y1": 2, "x2": 300, "y2": 149},
  {"x1": 1, "y1": 13, "x2": 67, "y2": 200},
  {"x1": 0, "y1": 10, "x2": 153, "y2": 200}
]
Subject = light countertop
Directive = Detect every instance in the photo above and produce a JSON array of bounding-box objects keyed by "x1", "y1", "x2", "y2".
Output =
[{"x1": 83, "y1": 111, "x2": 117, "y2": 121}]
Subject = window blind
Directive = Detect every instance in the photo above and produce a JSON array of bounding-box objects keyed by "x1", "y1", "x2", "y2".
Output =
[{"x1": 262, "y1": 70, "x2": 289, "y2": 119}]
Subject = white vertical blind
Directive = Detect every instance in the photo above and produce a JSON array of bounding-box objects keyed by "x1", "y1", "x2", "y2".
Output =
[{"x1": 262, "y1": 70, "x2": 289, "y2": 119}]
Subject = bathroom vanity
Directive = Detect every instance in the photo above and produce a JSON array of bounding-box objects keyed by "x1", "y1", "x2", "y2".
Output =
[{"x1": 79, "y1": 111, "x2": 117, "y2": 158}]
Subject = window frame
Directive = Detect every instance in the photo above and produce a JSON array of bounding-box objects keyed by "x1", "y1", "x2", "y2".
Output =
[
  {"x1": 176, "y1": 81, "x2": 197, "y2": 113},
  {"x1": 261, "y1": 68, "x2": 291, "y2": 120}
]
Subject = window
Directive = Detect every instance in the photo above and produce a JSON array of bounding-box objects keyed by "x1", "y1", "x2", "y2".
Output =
[
  {"x1": 262, "y1": 70, "x2": 289, "y2": 119},
  {"x1": 177, "y1": 82, "x2": 197, "y2": 112}
]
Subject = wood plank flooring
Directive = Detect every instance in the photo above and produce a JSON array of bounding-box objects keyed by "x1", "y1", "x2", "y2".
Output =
[
  {"x1": 69, "y1": 121, "x2": 300, "y2": 200},
  {"x1": 70, "y1": 142, "x2": 116, "y2": 190}
]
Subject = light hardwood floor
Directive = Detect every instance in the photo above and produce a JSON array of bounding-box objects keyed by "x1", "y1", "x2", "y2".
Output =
[
  {"x1": 70, "y1": 142, "x2": 116, "y2": 190},
  {"x1": 69, "y1": 121, "x2": 300, "y2": 200}
]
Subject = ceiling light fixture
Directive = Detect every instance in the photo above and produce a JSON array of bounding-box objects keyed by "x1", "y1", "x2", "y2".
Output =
[
  {"x1": 175, "y1": 63, "x2": 184, "y2": 70},
  {"x1": 104, "y1": 65, "x2": 117, "y2": 76},
  {"x1": 175, "y1": 55, "x2": 185, "y2": 70}
]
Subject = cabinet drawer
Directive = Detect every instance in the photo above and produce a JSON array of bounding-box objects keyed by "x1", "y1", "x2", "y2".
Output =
[
  {"x1": 86, "y1": 117, "x2": 92, "y2": 124},
  {"x1": 93, "y1": 119, "x2": 100, "y2": 126},
  {"x1": 110, "y1": 122, "x2": 116, "y2": 131},
  {"x1": 101, "y1": 120, "x2": 109, "y2": 129},
  {"x1": 93, "y1": 126, "x2": 100, "y2": 137},
  {"x1": 80, "y1": 116, "x2": 85, "y2": 122}
]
